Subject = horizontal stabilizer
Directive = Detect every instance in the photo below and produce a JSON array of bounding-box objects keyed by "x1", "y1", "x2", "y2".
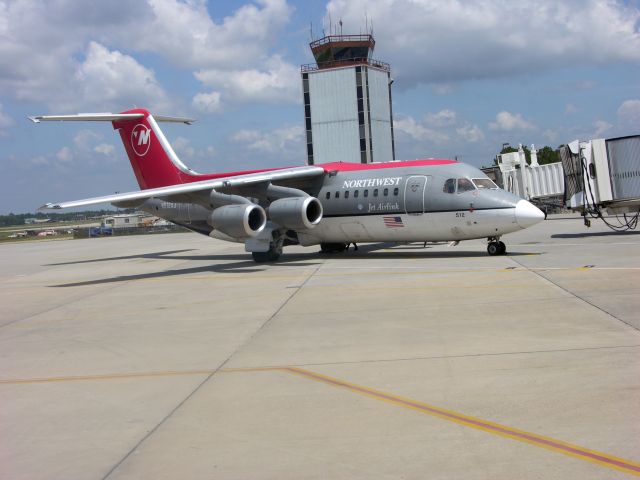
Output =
[{"x1": 29, "y1": 113, "x2": 194, "y2": 124}]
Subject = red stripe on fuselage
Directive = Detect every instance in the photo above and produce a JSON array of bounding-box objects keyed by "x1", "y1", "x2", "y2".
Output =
[
  {"x1": 319, "y1": 159, "x2": 458, "y2": 172},
  {"x1": 181, "y1": 159, "x2": 458, "y2": 184}
]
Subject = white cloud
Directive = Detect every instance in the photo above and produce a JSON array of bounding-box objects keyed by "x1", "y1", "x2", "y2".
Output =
[
  {"x1": 195, "y1": 55, "x2": 301, "y2": 105},
  {"x1": 173, "y1": 136, "x2": 196, "y2": 158},
  {"x1": 56, "y1": 147, "x2": 73, "y2": 163},
  {"x1": 72, "y1": 42, "x2": 171, "y2": 112},
  {"x1": 394, "y1": 116, "x2": 449, "y2": 143},
  {"x1": 564, "y1": 103, "x2": 579, "y2": 115},
  {"x1": 53, "y1": 126, "x2": 119, "y2": 166},
  {"x1": 192, "y1": 91, "x2": 222, "y2": 113},
  {"x1": 0, "y1": 103, "x2": 13, "y2": 135},
  {"x1": 489, "y1": 111, "x2": 536, "y2": 131},
  {"x1": 170, "y1": 136, "x2": 216, "y2": 172},
  {"x1": 126, "y1": 0, "x2": 298, "y2": 106},
  {"x1": 327, "y1": 0, "x2": 640, "y2": 87},
  {"x1": 431, "y1": 84, "x2": 454, "y2": 95},
  {"x1": 0, "y1": 0, "x2": 295, "y2": 110},
  {"x1": 425, "y1": 109, "x2": 457, "y2": 127},
  {"x1": 74, "y1": 130, "x2": 103, "y2": 150},
  {"x1": 231, "y1": 130, "x2": 262, "y2": 143},
  {"x1": 574, "y1": 80, "x2": 597, "y2": 91},
  {"x1": 617, "y1": 99, "x2": 640, "y2": 128},
  {"x1": 29, "y1": 155, "x2": 49, "y2": 167},
  {"x1": 231, "y1": 125, "x2": 304, "y2": 157},
  {"x1": 456, "y1": 123, "x2": 484, "y2": 142},
  {"x1": 394, "y1": 112, "x2": 485, "y2": 145},
  {"x1": 94, "y1": 143, "x2": 115, "y2": 156},
  {"x1": 593, "y1": 120, "x2": 613, "y2": 137},
  {"x1": 543, "y1": 129, "x2": 559, "y2": 143},
  {"x1": 129, "y1": 0, "x2": 293, "y2": 70}
]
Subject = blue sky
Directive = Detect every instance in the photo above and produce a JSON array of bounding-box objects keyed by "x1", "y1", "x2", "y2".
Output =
[{"x1": 1, "y1": 0, "x2": 639, "y2": 214}]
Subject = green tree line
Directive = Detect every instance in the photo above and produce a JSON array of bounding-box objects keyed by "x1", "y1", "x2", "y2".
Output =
[{"x1": 494, "y1": 145, "x2": 562, "y2": 166}]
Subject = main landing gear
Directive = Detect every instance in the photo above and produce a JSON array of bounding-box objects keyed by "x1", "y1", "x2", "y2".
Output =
[
  {"x1": 320, "y1": 242, "x2": 348, "y2": 253},
  {"x1": 251, "y1": 230, "x2": 284, "y2": 263},
  {"x1": 487, "y1": 237, "x2": 507, "y2": 256},
  {"x1": 251, "y1": 244, "x2": 282, "y2": 262}
]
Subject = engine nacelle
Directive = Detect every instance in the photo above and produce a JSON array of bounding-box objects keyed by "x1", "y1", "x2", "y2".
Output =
[
  {"x1": 208, "y1": 204, "x2": 266, "y2": 239},
  {"x1": 268, "y1": 196, "x2": 323, "y2": 230}
]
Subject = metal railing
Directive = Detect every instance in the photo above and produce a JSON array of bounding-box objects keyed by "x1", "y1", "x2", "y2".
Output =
[
  {"x1": 301, "y1": 57, "x2": 390, "y2": 73},
  {"x1": 309, "y1": 35, "x2": 374, "y2": 49}
]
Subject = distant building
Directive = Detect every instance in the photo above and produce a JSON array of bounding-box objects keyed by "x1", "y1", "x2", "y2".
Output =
[
  {"x1": 25, "y1": 218, "x2": 51, "y2": 224},
  {"x1": 102, "y1": 213, "x2": 144, "y2": 229},
  {"x1": 301, "y1": 34, "x2": 395, "y2": 164}
]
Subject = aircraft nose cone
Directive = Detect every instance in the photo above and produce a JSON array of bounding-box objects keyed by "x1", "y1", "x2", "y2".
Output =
[{"x1": 515, "y1": 200, "x2": 545, "y2": 228}]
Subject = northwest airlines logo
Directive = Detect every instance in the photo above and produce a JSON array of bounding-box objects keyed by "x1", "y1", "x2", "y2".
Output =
[{"x1": 131, "y1": 124, "x2": 151, "y2": 156}]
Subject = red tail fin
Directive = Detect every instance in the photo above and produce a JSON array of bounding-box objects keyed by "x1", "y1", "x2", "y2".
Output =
[{"x1": 112, "y1": 108, "x2": 196, "y2": 189}]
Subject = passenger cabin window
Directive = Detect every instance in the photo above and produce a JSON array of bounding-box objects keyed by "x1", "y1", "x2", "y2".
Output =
[
  {"x1": 383, "y1": 188, "x2": 389, "y2": 196},
  {"x1": 457, "y1": 178, "x2": 476, "y2": 193},
  {"x1": 325, "y1": 191, "x2": 331, "y2": 200},
  {"x1": 443, "y1": 178, "x2": 456, "y2": 194},
  {"x1": 472, "y1": 178, "x2": 498, "y2": 189},
  {"x1": 393, "y1": 187, "x2": 399, "y2": 196},
  {"x1": 364, "y1": 189, "x2": 369, "y2": 197},
  {"x1": 373, "y1": 189, "x2": 378, "y2": 197},
  {"x1": 354, "y1": 190, "x2": 359, "y2": 198},
  {"x1": 345, "y1": 191, "x2": 350, "y2": 199},
  {"x1": 335, "y1": 191, "x2": 340, "y2": 199}
]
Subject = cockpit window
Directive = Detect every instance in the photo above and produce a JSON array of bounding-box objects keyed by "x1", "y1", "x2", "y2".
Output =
[
  {"x1": 472, "y1": 178, "x2": 498, "y2": 189},
  {"x1": 457, "y1": 178, "x2": 476, "y2": 193},
  {"x1": 443, "y1": 178, "x2": 456, "y2": 194}
]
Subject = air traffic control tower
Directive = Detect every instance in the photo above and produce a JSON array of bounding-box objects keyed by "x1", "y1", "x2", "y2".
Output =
[{"x1": 301, "y1": 34, "x2": 395, "y2": 165}]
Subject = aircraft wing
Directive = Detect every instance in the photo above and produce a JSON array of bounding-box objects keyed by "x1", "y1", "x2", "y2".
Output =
[{"x1": 38, "y1": 165, "x2": 325, "y2": 210}]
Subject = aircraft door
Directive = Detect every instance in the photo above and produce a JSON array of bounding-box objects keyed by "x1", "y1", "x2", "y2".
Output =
[{"x1": 404, "y1": 175, "x2": 428, "y2": 214}]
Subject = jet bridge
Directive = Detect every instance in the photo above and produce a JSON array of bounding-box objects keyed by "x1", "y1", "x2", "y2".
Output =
[
  {"x1": 491, "y1": 136, "x2": 639, "y2": 231},
  {"x1": 560, "y1": 135, "x2": 640, "y2": 230},
  {"x1": 496, "y1": 145, "x2": 565, "y2": 202}
]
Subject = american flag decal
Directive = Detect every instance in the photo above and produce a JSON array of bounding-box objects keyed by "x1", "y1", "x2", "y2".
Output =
[{"x1": 383, "y1": 216, "x2": 404, "y2": 228}]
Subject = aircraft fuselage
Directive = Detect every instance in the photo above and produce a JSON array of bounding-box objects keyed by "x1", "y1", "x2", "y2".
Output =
[{"x1": 142, "y1": 161, "x2": 537, "y2": 245}]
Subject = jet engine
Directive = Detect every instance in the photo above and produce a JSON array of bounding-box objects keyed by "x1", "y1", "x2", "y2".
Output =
[
  {"x1": 208, "y1": 204, "x2": 266, "y2": 238},
  {"x1": 268, "y1": 196, "x2": 323, "y2": 230}
]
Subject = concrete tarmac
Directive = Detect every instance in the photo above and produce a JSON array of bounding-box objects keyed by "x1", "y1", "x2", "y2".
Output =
[{"x1": 1, "y1": 214, "x2": 639, "y2": 479}]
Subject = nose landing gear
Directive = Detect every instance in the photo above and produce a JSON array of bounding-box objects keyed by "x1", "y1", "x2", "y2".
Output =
[{"x1": 487, "y1": 237, "x2": 506, "y2": 256}]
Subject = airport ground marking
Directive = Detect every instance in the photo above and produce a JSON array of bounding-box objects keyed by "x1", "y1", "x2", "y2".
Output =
[
  {"x1": 3, "y1": 367, "x2": 639, "y2": 475},
  {"x1": 0, "y1": 369, "x2": 216, "y2": 385},
  {"x1": 228, "y1": 366, "x2": 640, "y2": 477},
  {"x1": 288, "y1": 367, "x2": 640, "y2": 476}
]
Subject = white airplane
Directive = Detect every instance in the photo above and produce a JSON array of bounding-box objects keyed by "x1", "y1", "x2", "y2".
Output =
[{"x1": 31, "y1": 108, "x2": 544, "y2": 262}]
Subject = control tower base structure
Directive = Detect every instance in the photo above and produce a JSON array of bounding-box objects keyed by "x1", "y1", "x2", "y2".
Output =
[{"x1": 301, "y1": 34, "x2": 395, "y2": 165}]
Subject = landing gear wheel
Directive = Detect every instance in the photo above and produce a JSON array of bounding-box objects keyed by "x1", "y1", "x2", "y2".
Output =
[
  {"x1": 487, "y1": 242, "x2": 501, "y2": 256},
  {"x1": 487, "y1": 241, "x2": 507, "y2": 256},
  {"x1": 252, "y1": 244, "x2": 282, "y2": 263},
  {"x1": 320, "y1": 242, "x2": 348, "y2": 254}
]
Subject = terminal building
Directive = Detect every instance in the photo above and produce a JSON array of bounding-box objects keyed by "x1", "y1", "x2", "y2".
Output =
[{"x1": 301, "y1": 34, "x2": 395, "y2": 165}]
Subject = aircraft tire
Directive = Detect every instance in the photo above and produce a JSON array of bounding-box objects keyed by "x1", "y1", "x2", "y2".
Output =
[
  {"x1": 251, "y1": 245, "x2": 281, "y2": 263},
  {"x1": 498, "y1": 241, "x2": 507, "y2": 255},
  {"x1": 487, "y1": 242, "x2": 501, "y2": 256},
  {"x1": 320, "y1": 242, "x2": 347, "y2": 253}
]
